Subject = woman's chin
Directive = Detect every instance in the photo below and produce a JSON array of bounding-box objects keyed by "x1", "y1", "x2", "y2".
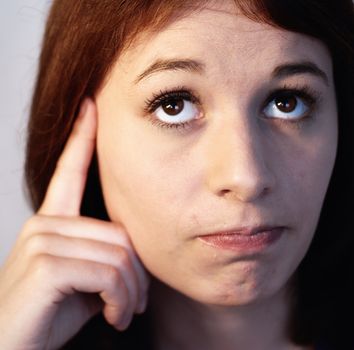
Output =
[
  {"x1": 151, "y1": 276, "x2": 272, "y2": 308},
  {"x1": 186, "y1": 286, "x2": 265, "y2": 308}
]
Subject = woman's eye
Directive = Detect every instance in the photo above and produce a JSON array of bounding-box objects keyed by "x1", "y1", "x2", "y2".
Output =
[
  {"x1": 263, "y1": 92, "x2": 312, "y2": 121},
  {"x1": 159, "y1": 97, "x2": 185, "y2": 116},
  {"x1": 155, "y1": 97, "x2": 199, "y2": 125}
]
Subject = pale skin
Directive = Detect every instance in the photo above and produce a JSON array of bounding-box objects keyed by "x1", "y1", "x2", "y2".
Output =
[
  {"x1": 97, "y1": 2, "x2": 337, "y2": 350},
  {"x1": 0, "y1": 1, "x2": 337, "y2": 350},
  {"x1": 0, "y1": 100, "x2": 150, "y2": 349}
]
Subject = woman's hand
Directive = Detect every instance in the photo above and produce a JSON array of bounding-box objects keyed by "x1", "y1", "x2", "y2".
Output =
[{"x1": 0, "y1": 99, "x2": 150, "y2": 350}]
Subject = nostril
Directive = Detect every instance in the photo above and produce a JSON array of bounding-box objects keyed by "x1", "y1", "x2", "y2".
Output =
[
  {"x1": 219, "y1": 189, "x2": 231, "y2": 196},
  {"x1": 218, "y1": 185, "x2": 271, "y2": 202}
]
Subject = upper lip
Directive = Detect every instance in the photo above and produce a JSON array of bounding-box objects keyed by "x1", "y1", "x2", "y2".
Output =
[{"x1": 199, "y1": 225, "x2": 285, "y2": 237}]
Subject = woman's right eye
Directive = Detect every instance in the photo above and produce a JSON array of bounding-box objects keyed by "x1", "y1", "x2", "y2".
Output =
[
  {"x1": 155, "y1": 97, "x2": 199, "y2": 123},
  {"x1": 145, "y1": 90, "x2": 202, "y2": 129}
]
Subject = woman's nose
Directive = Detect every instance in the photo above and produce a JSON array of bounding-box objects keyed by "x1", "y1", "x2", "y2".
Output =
[{"x1": 204, "y1": 119, "x2": 276, "y2": 203}]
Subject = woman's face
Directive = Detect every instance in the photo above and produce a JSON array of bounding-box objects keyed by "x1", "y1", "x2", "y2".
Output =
[{"x1": 96, "y1": 1, "x2": 337, "y2": 305}]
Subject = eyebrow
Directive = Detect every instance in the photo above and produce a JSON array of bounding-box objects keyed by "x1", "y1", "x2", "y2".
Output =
[
  {"x1": 135, "y1": 58, "x2": 329, "y2": 86},
  {"x1": 134, "y1": 59, "x2": 205, "y2": 84},
  {"x1": 272, "y1": 61, "x2": 329, "y2": 86}
]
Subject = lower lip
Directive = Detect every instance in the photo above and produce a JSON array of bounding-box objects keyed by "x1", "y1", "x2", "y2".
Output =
[{"x1": 198, "y1": 228, "x2": 284, "y2": 253}]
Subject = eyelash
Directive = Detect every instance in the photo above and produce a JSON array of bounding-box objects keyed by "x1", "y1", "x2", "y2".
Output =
[
  {"x1": 263, "y1": 84, "x2": 320, "y2": 127},
  {"x1": 143, "y1": 86, "x2": 201, "y2": 130},
  {"x1": 143, "y1": 84, "x2": 321, "y2": 131}
]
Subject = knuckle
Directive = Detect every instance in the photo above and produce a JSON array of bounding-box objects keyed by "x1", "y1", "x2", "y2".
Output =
[
  {"x1": 21, "y1": 215, "x2": 43, "y2": 237},
  {"x1": 25, "y1": 234, "x2": 49, "y2": 256},
  {"x1": 113, "y1": 246, "x2": 130, "y2": 267},
  {"x1": 117, "y1": 230, "x2": 131, "y2": 245},
  {"x1": 104, "y1": 266, "x2": 124, "y2": 291},
  {"x1": 111, "y1": 223, "x2": 131, "y2": 243},
  {"x1": 30, "y1": 254, "x2": 56, "y2": 280}
]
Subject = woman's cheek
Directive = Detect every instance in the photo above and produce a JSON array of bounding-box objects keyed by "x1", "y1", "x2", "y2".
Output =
[
  {"x1": 98, "y1": 132, "x2": 192, "y2": 245},
  {"x1": 286, "y1": 132, "x2": 337, "y2": 247}
]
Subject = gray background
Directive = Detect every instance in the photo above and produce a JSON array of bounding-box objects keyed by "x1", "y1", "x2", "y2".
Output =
[{"x1": 0, "y1": 0, "x2": 50, "y2": 264}]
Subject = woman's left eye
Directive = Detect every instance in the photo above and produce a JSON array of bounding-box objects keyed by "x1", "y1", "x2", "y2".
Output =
[{"x1": 262, "y1": 91, "x2": 314, "y2": 121}]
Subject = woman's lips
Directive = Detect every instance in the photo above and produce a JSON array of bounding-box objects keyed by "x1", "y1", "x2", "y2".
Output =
[{"x1": 197, "y1": 227, "x2": 284, "y2": 253}]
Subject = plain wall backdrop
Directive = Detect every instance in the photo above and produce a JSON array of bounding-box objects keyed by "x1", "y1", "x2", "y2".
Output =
[{"x1": 0, "y1": 0, "x2": 50, "y2": 264}]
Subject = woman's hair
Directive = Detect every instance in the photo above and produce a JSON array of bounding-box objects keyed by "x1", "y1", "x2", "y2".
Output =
[{"x1": 25, "y1": 0, "x2": 354, "y2": 347}]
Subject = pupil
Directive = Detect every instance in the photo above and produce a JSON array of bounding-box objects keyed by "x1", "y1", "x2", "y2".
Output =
[
  {"x1": 275, "y1": 95, "x2": 297, "y2": 113},
  {"x1": 162, "y1": 98, "x2": 184, "y2": 116}
]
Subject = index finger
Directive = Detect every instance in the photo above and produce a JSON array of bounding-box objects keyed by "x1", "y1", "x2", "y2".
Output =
[{"x1": 38, "y1": 98, "x2": 97, "y2": 217}]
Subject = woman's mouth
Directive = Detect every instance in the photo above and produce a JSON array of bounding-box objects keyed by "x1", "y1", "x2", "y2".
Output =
[{"x1": 197, "y1": 226, "x2": 285, "y2": 253}]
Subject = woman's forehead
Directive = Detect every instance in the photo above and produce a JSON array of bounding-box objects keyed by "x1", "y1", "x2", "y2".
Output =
[{"x1": 111, "y1": 4, "x2": 332, "y2": 89}]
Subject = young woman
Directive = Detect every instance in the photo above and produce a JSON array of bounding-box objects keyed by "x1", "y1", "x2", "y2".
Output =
[{"x1": 0, "y1": 1, "x2": 353, "y2": 349}]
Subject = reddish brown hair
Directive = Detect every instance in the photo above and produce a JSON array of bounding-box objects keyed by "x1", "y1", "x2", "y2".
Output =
[{"x1": 25, "y1": 0, "x2": 354, "y2": 347}]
